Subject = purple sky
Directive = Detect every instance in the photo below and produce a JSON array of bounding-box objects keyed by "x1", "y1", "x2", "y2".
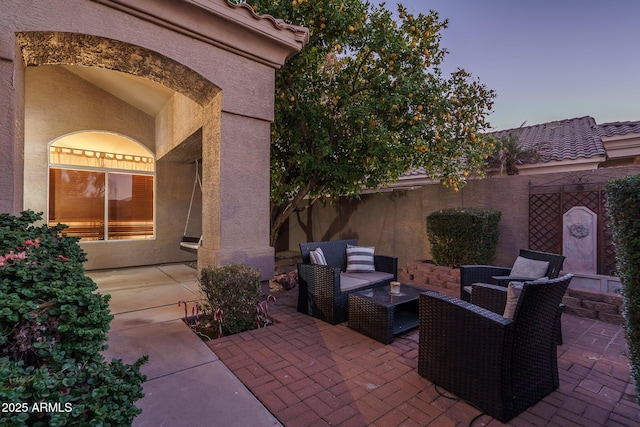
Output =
[{"x1": 392, "y1": 0, "x2": 640, "y2": 130}]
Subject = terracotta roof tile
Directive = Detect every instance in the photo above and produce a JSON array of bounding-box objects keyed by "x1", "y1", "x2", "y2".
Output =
[
  {"x1": 596, "y1": 120, "x2": 640, "y2": 137},
  {"x1": 489, "y1": 116, "x2": 606, "y2": 163},
  {"x1": 398, "y1": 116, "x2": 639, "y2": 181}
]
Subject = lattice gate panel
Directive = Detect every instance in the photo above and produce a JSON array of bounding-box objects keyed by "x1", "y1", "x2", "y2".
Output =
[
  {"x1": 529, "y1": 184, "x2": 617, "y2": 276},
  {"x1": 563, "y1": 191, "x2": 600, "y2": 214},
  {"x1": 529, "y1": 193, "x2": 561, "y2": 254}
]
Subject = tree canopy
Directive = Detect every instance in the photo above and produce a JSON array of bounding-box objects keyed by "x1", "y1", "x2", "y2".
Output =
[{"x1": 241, "y1": 0, "x2": 496, "y2": 245}]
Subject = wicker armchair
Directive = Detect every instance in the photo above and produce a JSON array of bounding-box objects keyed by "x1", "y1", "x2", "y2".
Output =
[
  {"x1": 460, "y1": 249, "x2": 565, "y2": 302},
  {"x1": 418, "y1": 274, "x2": 573, "y2": 422},
  {"x1": 297, "y1": 239, "x2": 397, "y2": 324}
]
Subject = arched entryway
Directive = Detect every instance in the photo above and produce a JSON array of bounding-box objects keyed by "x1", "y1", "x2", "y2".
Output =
[{"x1": 17, "y1": 31, "x2": 222, "y2": 270}]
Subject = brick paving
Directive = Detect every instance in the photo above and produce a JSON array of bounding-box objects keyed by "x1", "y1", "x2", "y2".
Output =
[{"x1": 207, "y1": 285, "x2": 639, "y2": 426}]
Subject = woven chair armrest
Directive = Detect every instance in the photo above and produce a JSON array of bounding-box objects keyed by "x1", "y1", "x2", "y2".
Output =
[
  {"x1": 491, "y1": 275, "x2": 538, "y2": 287},
  {"x1": 460, "y1": 265, "x2": 512, "y2": 286},
  {"x1": 297, "y1": 263, "x2": 341, "y2": 292},
  {"x1": 471, "y1": 283, "x2": 508, "y2": 314},
  {"x1": 297, "y1": 263, "x2": 342, "y2": 322},
  {"x1": 421, "y1": 292, "x2": 511, "y2": 326},
  {"x1": 374, "y1": 255, "x2": 398, "y2": 278}
]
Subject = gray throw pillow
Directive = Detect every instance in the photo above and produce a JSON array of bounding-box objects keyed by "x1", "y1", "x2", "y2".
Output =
[{"x1": 510, "y1": 256, "x2": 549, "y2": 278}]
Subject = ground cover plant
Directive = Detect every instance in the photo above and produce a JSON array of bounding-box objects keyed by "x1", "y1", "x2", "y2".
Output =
[
  {"x1": 605, "y1": 176, "x2": 640, "y2": 401},
  {"x1": 0, "y1": 211, "x2": 146, "y2": 426},
  {"x1": 235, "y1": 0, "x2": 496, "y2": 245}
]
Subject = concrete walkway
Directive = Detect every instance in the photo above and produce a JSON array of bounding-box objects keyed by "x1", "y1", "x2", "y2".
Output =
[{"x1": 90, "y1": 264, "x2": 281, "y2": 427}]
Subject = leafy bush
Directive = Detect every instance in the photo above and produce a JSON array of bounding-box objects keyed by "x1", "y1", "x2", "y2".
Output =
[
  {"x1": 605, "y1": 176, "x2": 640, "y2": 401},
  {"x1": 0, "y1": 211, "x2": 146, "y2": 426},
  {"x1": 199, "y1": 264, "x2": 261, "y2": 335},
  {"x1": 426, "y1": 208, "x2": 501, "y2": 268}
]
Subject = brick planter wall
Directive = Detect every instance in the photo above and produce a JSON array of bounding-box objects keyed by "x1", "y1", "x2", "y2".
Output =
[
  {"x1": 399, "y1": 261, "x2": 460, "y2": 293},
  {"x1": 563, "y1": 288, "x2": 624, "y2": 325},
  {"x1": 400, "y1": 260, "x2": 625, "y2": 325}
]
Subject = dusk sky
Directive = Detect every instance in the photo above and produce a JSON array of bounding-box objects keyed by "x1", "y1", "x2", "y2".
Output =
[{"x1": 394, "y1": 0, "x2": 640, "y2": 131}]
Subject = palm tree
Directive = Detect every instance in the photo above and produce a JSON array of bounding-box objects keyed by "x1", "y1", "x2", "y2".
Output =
[{"x1": 487, "y1": 123, "x2": 540, "y2": 175}]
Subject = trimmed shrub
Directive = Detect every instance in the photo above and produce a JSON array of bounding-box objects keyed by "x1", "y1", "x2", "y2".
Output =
[
  {"x1": 0, "y1": 210, "x2": 146, "y2": 426},
  {"x1": 199, "y1": 264, "x2": 261, "y2": 335},
  {"x1": 605, "y1": 176, "x2": 640, "y2": 401},
  {"x1": 426, "y1": 208, "x2": 501, "y2": 268}
]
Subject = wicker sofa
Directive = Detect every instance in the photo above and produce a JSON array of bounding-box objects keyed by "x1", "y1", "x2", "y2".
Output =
[
  {"x1": 297, "y1": 239, "x2": 398, "y2": 324},
  {"x1": 418, "y1": 274, "x2": 573, "y2": 422}
]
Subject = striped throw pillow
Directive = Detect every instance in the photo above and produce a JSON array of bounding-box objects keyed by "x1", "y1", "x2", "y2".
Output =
[
  {"x1": 309, "y1": 247, "x2": 327, "y2": 265},
  {"x1": 346, "y1": 244, "x2": 375, "y2": 272}
]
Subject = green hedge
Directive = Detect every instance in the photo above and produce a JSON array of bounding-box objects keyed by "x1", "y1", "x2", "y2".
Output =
[
  {"x1": 426, "y1": 208, "x2": 501, "y2": 268},
  {"x1": 605, "y1": 175, "x2": 640, "y2": 401},
  {"x1": 199, "y1": 264, "x2": 261, "y2": 335},
  {"x1": 0, "y1": 211, "x2": 146, "y2": 426}
]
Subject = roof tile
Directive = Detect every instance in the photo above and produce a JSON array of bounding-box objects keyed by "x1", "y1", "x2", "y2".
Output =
[
  {"x1": 489, "y1": 116, "x2": 606, "y2": 163},
  {"x1": 399, "y1": 116, "x2": 640, "y2": 180},
  {"x1": 596, "y1": 120, "x2": 640, "y2": 137}
]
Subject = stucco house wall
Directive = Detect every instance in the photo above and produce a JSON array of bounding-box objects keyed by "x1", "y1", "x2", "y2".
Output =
[{"x1": 1, "y1": 0, "x2": 307, "y2": 279}]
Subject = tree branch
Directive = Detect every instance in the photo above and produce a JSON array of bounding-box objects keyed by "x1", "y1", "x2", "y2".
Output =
[{"x1": 270, "y1": 178, "x2": 318, "y2": 246}]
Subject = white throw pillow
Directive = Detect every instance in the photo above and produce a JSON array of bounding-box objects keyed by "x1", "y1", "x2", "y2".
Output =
[
  {"x1": 510, "y1": 256, "x2": 549, "y2": 278},
  {"x1": 503, "y1": 281, "x2": 523, "y2": 319},
  {"x1": 309, "y1": 247, "x2": 327, "y2": 265},
  {"x1": 345, "y1": 244, "x2": 375, "y2": 273}
]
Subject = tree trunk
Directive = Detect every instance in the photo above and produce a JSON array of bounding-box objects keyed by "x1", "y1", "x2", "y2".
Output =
[{"x1": 270, "y1": 180, "x2": 317, "y2": 247}]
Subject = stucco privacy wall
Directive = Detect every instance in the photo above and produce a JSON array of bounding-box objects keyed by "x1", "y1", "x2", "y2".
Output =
[
  {"x1": 1, "y1": 0, "x2": 307, "y2": 279},
  {"x1": 287, "y1": 166, "x2": 640, "y2": 270}
]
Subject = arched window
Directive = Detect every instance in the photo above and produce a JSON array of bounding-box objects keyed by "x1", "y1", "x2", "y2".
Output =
[{"x1": 48, "y1": 131, "x2": 155, "y2": 241}]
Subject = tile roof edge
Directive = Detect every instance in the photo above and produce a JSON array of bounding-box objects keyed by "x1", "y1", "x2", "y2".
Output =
[
  {"x1": 225, "y1": 0, "x2": 310, "y2": 45},
  {"x1": 488, "y1": 116, "x2": 597, "y2": 135}
]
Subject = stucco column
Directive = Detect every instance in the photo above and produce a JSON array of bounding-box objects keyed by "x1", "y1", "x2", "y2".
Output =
[
  {"x1": 198, "y1": 96, "x2": 222, "y2": 271},
  {"x1": 0, "y1": 37, "x2": 25, "y2": 214},
  {"x1": 198, "y1": 100, "x2": 275, "y2": 280}
]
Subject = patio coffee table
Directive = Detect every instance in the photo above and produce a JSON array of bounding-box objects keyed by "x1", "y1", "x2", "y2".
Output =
[{"x1": 348, "y1": 284, "x2": 432, "y2": 344}]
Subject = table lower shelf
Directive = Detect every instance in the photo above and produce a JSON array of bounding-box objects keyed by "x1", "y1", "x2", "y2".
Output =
[
  {"x1": 348, "y1": 294, "x2": 420, "y2": 344},
  {"x1": 393, "y1": 307, "x2": 420, "y2": 335}
]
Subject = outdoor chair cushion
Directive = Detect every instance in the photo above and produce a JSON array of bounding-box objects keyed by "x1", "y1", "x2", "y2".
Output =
[
  {"x1": 510, "y1": 256, "x2": 549, "y2": 278},
  {"x1": 341, "y1": 271, "x2": 395, "y2": 291},
  {"x1": 339, "y1": 273, "x2": 373, "y2": 292},
  {"x1": 345, "y1": 244, "x2": 376, "y2": 272}
]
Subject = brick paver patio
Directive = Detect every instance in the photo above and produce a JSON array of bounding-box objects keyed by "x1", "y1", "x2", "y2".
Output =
[{"x1": 207, "y1": 285, "x2": 639, "y2": 426}]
